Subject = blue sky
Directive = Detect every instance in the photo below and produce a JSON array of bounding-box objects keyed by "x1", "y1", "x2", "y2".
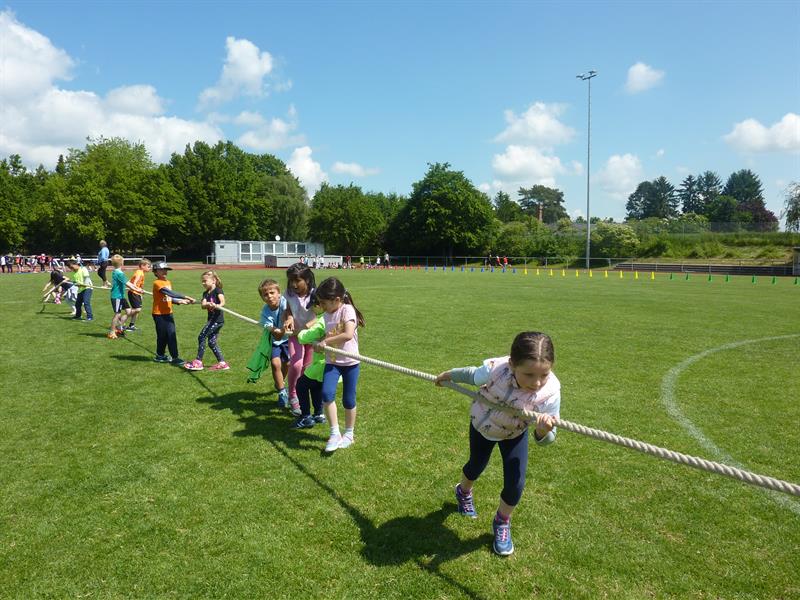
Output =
[{"x1": 2, "y1": 1, "x2": 798, "y2": 222}]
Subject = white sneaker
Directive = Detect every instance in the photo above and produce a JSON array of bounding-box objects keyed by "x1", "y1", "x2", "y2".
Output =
[
  {"x1": 338, "y1": 433, "x2": 355, "y2": 449},
  {"x1": 289, "y1": 397, "x2": 301, "y2": 417},
  {"x1": 324, "y1": 434, "x2": 341, "y2": 453}
]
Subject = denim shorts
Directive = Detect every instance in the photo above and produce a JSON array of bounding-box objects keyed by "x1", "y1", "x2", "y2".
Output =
[{"x1": 271, "y1": 343, "x2": 290, "y2": 363}]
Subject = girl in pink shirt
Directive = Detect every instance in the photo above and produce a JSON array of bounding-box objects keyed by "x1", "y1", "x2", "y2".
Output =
[
  {"x1": 313, "y1": 277, "x2": 365, "y2": 453},
  {"x1": 435, "y1": 332, "x2": 560, "y2": 557},
  {"x1": 284, "y1": 263, "x2": 317, "y2": 415}
]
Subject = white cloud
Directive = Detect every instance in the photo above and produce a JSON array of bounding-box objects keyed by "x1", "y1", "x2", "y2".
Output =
[
  {"x1": 331, "y1": 161, "x2": 380, "y2": 177},
  {"x1": 655, "y1": 148, "x2": 665, "y2": 158},
  {"x1": 0, "y1": 10, "x2": 74, "y2": 100},
  {"x1": 625, "y1": 62, "x2": 665, "y2": 94},
  {"x1": 287, "y1": 146, "x2": 327, "y2": 197},
  {"x1": 0, "y1": 10, "x2": 222, "y2": 165},
  {"x1": 494, "y1": 102, "x2": 575, "y2": 149},
  {"x1": 236, "y1": 106, "x2": 305, "y2": 152},
  {"x1": 593, "y1": 154, "x2": 643, "y2": 200},
  {"x1": 571, "y1": 160, "x2": 584, "y2": 176},
  {"x1": 105, "y1": 85, "x2": 165, "y2": 116},
  {"x1": 491, "y1": 145, "x2": 566, "y2": 188},
  {"x1": 198, "y1": 36, "x2": 274, "y2": 108},
  {"x1": 723, "y1": 113, "x2": 800, "y2": 153}
]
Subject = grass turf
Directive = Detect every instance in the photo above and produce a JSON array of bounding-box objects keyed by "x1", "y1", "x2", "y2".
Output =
[{"x1": 1, "y1": 268, "x2": 799, "y2": 598}]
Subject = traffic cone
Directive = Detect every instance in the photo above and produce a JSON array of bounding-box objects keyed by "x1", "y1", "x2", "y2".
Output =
[
  {"x1": 523, "y1": 268, "x2": 527, "y2": 275},
  {"x1": 512, "y1": 268, "x2": 516, "y2": 274},
  {"x1": 589, "y1": 270, "x2": 593, "y2": 278},
  {"x1": 794, "y1": 277, "x2": 798, "y2": 285},
  {"x1": 619, "y1": 270, "x2": 624, "y2": 278},
  {"x1": 725, "y1": 274, "x2": 730, "y2": 282},
  {"x1": 650, "y1": 271, "x2": 655, "y2": 280},
  {"x1": 708, "y1": 274, "x2": 713, "y2": 282},
  {"x1": 536, "y1": 268, "x2": 540, "y2": 276},
  {"x1": 771, "y1": 276, "x2": 776, "y2": 284},
  {"x1": 604, "y1": 270, "x2": 608, "y2": 278},
  {"x1": 685, "y1": 273, "x2": 690, "y2": 281},
  {"x1": 634, "y1": 271, "x2": 639, "y2": 280},
  {"x1": 575, "y1": 270, "x2": 579, "y2": 277},
  {"x1": 751, "y1": 275, "x2": 756, "y2": 284},
  {"x1": 669, "y1": 272, "x2": 674, "y2": 280},
  {"x1": 561, "y1": 269, "x2": 566, "y2": 277}
]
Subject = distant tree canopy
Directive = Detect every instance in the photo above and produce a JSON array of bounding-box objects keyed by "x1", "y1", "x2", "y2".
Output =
[
  {"x1": 0, "y1": 139, "x2": 788, "y2": 258},
  {"x1": 625, "y1": 169, "x2": 778, "y2": 230}
]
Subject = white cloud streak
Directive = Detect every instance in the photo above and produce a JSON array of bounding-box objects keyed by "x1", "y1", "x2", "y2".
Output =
[
  {"x1": 494, "y1": 102, "x2": 575, "y2": 149},
  {"x1": 198, "y1": 36, "x2": 274, "y2": 108},
  {"x1": 287, "y1": 146, "x2": 327, "y2": 197},
  {"x1": 0, "y1": 10, "x2": 222, "y2": 166},
  {"x1": 331, "y1": 161, "x2": 380, "y2": 177},
  {"x1": 724, "y1": 113, "x2": 800, "y2": 153},
  {"x1": 593, "y1": 154, "x2": 644, "y2": 201},
  {"x1": 625, "y1": 62, "x2": 665, "y2": 94}
]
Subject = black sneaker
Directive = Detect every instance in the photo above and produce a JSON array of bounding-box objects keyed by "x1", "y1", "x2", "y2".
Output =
[
  {"x1": 125, "y1": 325, "x2": 137, "y2": 331},
  {"x1": 291, "y1": 415, "x2": 316, "y2": 429},
  {"x1": 312, "y1": 414, "x2": 327, "y2": 424},
  {"x1": 170, "y1": 357, "x2": 185, "y2": 366},
  {"x1": 154, "y1": 355, "x2": 170, "y2": 363}
]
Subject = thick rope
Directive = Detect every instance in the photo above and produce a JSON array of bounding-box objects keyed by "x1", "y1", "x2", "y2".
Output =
[{"x1": 217, "y1": 304, "x2": 800, "y2": 497}]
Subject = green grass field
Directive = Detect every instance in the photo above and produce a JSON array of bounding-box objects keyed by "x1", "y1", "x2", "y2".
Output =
[{"x1": 1, "y1": 267, "x2": 799, "y2": 599}]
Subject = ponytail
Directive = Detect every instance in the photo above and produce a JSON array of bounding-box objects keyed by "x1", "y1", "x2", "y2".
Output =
[{"x1": 316, "y1": 277, "x2": 365, "y2": 327}]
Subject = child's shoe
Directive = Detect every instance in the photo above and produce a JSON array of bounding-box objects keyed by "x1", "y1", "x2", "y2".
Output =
[
  {"x1": 289, "y1": 396, "x2": 301, "y2": 416},
  {"x1": 277, "y1": 388, "x2": 288, "y2": 408},
  {"x1": 154, "y1": 355, "x2": 170, "y2": 363},
  {"x1": 107, "y1": 331, "x2": 118, "y2": 340},
  {"x1": 170, "y1": 357, "x2": 185, "y2": 366},
  {"x1": 124, "y1": 324, "x2": 137, "y2": 331},
  {"x1": 455, "y1": 484, "x2": 477, "y2": 518},
  {"x1": 115, "y1": 328, "x2": 125, "y2": 336},
  {"x1": 209, "y1": 361, "x2": 230, "y2": 371},
  {"x1": 492, "y1": 517, "x2": 514, "y2": 556},
  {"x1": 338, "y1": 433, "x2": 355, "y2": 449},
  {"x1": 184, "y1": 359, "x2": 204, "y2": 371},
  {"x1": 313, "y1": 413, "x2": 327, "y2": 424},
  {"x1": 291, "y1": 415, "x2": 315, "y2": 429},
  {"x1": 324, "y1": 434, "x2": 341, "y2": 452}
]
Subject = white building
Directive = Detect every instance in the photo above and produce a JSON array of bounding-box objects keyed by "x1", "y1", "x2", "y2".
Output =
[{"x1": 213, "y1": 240, "x2": 337, "y2": 267}]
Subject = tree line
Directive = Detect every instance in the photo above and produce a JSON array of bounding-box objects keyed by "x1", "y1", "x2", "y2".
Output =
[{"x1": 1, "y1": 137, "x2": 797, "y2": 260}]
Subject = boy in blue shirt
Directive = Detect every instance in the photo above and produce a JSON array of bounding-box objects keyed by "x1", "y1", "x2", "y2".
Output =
[{"x1": 257, "y1": 278, "x2": 292, "y2": 407}]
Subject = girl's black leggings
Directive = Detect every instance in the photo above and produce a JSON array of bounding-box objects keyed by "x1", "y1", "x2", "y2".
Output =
[
  {"x1": 197, "y1": 321, "x2": 224, "y2": 361},
  {"x1": 462, "y1": 423, "x2": 529, "y2": 507}
]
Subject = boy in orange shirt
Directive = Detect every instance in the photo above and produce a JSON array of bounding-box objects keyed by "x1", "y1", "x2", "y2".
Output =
[
  {"x1": 126, "y1": 258, "x2": 151, "y2": 331},
  {"x1": 151, "y1": 262, "x2": 195, "y2": 365}
]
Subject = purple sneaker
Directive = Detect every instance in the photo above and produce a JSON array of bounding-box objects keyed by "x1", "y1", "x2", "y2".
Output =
[{"x1": 455, "y1": 484, "x2": 477, "y2": 518}]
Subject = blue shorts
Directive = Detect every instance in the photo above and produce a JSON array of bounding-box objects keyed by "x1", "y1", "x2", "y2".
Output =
[{"x1": 271, "y1": 343, "x2": 290, "y2": 363}]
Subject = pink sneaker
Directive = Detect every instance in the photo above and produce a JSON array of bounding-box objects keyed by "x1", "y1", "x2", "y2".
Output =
[
  {"x1": 184, "y1": 359, "x2": 204, "y2": 371},
  {"x1": 209, "y1": 361, "x2": 230, "y2": 371},
  {"x1": 289, "y1": 397, "x2": 301, "y2": 416}
]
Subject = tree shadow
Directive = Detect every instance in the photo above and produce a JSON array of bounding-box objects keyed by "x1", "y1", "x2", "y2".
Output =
[{"x1": 194, "y1": 387, "x2": 491, "y2": 599}]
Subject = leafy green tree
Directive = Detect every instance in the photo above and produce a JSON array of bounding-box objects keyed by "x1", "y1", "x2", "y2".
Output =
[
  {"x1": 644, "y1": 176, "x2": 678, "y2": 218},
  {"x1": 308, "y1": 184, "x2": 386, "y2": 255},
  {"x1": 696, "y1": 171, "x2": 722, "y2": 215},
  {"x1": 590, "y1": 223, "x2": 640, "y2": 258},
  {"x1": 782, "y1": 182, "x2": 800, "y2": 232},
  {"x1": 0, "y1": 160, "x2": 26, "y2": 250},
  {"x1": 494, "y1": 221, "x2": 529, "y2": 257},
  {"x1": 722, "y1": 169, "x2": 777, "y2": 229},
  {"x1": 389, "y1": 163, "x2": 495, "y2": 256},
  {"x1": 705, "y1": 195, "x2": 739, "y2": 224},
  {"x1": 517, "y1": 185, "x2": 569, "y2": 223},
  {"x1": 678, "y1": 175, "x2": 703, "y2": 214},
  {"x1": 494, "y1": 191, "x2": 523, "y2": 223},
  {"x1": 626, "y1": 181, "x2": 653, "y2": 220}
]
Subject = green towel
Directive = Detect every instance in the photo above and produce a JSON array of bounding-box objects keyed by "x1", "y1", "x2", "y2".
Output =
[
  {"x1": 246, "y1": 328, "x2": 273, "y2": 383},
  {"x1": 296, "y1": 319, "x2": 326, "y2": 382}
]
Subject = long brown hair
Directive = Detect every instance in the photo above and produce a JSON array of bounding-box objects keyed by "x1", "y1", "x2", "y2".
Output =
[{"x1": 201, "y1": 270, "x2": 223, "y2": 289}]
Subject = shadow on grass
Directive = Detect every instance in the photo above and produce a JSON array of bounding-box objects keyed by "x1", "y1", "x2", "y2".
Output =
[
  {"x1": 110, "y1": 354, "x2": 155, "y2": 362},
  {"x1": 194, "y1": 387, "x2": 491, "y2": 599},
  {"x1": 79, "y1": 332, "x2": 110, "y2": 338}
]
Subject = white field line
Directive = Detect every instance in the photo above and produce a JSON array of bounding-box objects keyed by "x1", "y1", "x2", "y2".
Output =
[{"x1": 660, "y1": 334, "x2": 800, "y2": 514}]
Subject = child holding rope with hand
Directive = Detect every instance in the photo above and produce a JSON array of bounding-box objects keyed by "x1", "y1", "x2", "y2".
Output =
[
  {"x1": 184, "y1": 270, "x2": 229, "y2": 372},
  {"x1": 285, "y1": 263, "x2": 317, "y2": 416},
  {"x1": 434, "y1": 331, "x2": 560, "y2": 557},
  {"x1": 313, "y1": 277, "x2": 365, "y2": 452}
]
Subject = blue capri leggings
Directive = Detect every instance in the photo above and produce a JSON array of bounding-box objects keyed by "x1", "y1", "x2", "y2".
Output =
[
  {"x1": 321, "y1": 363, "x2": 360, "y2": 409},
  {"x1": 463, "y1": 423, "x2": 529, "y2": 507}
]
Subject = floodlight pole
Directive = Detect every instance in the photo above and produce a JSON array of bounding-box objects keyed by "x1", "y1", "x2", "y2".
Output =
[{"x1": 577, "y1": 70, "x2": 597, "y2": 270}]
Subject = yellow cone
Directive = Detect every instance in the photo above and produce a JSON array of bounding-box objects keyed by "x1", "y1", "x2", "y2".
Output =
[
  {"x1": 589, "y1": 270, "x2": 593, "y2": 278},
  {"x1": 604, "y1": 270, "x2": 608, "y2": 278},
  {"x1": 634, "y1": 271, "x2": 639, "y2": 280},
  {"x1": 650, "y1": 271, "x2": 655, "y2": 280}
]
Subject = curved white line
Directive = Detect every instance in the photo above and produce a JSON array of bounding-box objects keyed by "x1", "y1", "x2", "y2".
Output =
[{"x1": 660, "y1": 334, "x2": 800, "y2": 514}]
